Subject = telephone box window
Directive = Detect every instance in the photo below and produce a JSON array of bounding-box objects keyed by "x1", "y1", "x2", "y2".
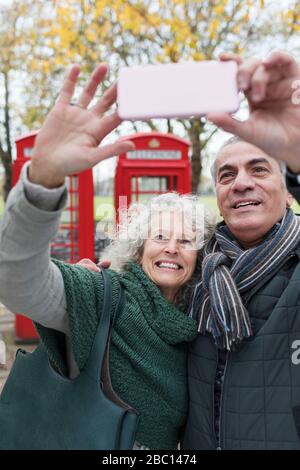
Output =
[
  {"x1": 130, "y1": 176, "x2": 178, "y2": 203},
  {"x1": 115, "y1": 132, "x2": 191, "y2": 223}
]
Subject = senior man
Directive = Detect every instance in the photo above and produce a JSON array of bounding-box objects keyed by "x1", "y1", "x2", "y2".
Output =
[
  {"x1": 183, "y1": 137, "x2": 300, "y2": 449},
  {"x1": 182, "y1": 52, "x2": 300, "y2": 450}
]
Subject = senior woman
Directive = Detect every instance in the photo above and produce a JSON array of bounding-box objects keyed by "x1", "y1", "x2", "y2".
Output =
[{"x1": 0, "y1": 64, "x2": 213, "y2": 449}]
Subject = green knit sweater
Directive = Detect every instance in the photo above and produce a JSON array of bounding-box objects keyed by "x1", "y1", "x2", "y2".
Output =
[{"x1": 36, "y1": 260, "x2": 197, "y2": 449}]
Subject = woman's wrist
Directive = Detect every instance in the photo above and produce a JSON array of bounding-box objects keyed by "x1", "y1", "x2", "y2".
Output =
[
  {"x1": 22, "y1": 163, "x2": 67, "y2": 212},
  {"x1": 28, "y1": 162, "x2": 65, "y2": 189}
]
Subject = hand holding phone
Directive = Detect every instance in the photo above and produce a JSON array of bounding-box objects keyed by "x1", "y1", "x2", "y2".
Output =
[{"x1": 117, "y1": 60, "x2": 239, "y2": 121}]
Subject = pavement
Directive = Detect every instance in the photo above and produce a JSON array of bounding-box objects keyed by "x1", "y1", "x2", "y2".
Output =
[{"x1": 0, "y1": 304, "x2": 37, "y2": 393}]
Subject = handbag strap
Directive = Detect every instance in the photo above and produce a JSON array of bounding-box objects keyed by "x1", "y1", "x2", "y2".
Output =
[
  {"x1": 83, "y1": 270, "x2": 137, "y2": 414},
  {"x1": 100, "y1": 286, "x2": 137, "y2": 412},
  {"x1": 84, "y1": 269, "x2": 120, "y2": 380}
]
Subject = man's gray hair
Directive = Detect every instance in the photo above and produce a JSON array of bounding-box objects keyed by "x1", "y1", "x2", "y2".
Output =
[{"x1": 210, "y1": 136, "x2": 286, "y2": 185}]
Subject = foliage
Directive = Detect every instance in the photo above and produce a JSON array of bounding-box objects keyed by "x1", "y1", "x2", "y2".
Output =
[{"x1": 0, "y1": 1, "x2": 299, "y2": 196}]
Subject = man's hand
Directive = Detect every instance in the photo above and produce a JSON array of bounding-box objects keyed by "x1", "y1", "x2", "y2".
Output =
[
  {"x1": 29, "y1": 63, "x2": 135, "y2": 188},
  {"x1": 207, "y1": 52, "x2": 300, "y2": 173},
  {"x1": 76, "y1": 258, "x2": 111, "y2": 272}
]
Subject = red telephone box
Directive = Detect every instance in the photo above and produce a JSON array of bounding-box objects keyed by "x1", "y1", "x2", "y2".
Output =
[
  {"x1": 13, "y1": 132, "x2": 95, "y2": 342},
  {"x1": 115, "y1": 132, "x2": 191, "y2": 220}
]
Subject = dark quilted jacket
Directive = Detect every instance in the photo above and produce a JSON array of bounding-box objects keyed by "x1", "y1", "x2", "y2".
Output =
[{"x1": 183, "y1": 249, "x2": 300, "y2": 449}]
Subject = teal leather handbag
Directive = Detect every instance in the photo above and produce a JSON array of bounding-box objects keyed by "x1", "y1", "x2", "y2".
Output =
[{"x1": 0, "y1": 270, "x2": 139, "y2": 449}]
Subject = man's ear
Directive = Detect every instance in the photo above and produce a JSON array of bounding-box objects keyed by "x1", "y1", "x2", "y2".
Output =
[
  {"x1": 216, "y1": 199, "x2": 223, "y2": 217},
  {"x1": 286, "y1": 192, "x2": 294, "y2": 208}
]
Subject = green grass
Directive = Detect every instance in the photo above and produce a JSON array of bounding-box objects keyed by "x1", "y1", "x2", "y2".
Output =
[
  {"x1": 1, "y1": 194, "x2": 300, "y2": 222},
  {"x1": 94, "y1": 195, "x2": 220, "y2": 221},
  {"x1": 292, "y1": 200, "x2": 300, "y2": 214},
  {"x1": 94, "y1": 194, "x2": 300, "y2": 225},
  {"x1": 198, "y1": 195, "x2": 219, "y2": 216},
  {"x1": 94, "y1": 196, "x2": 115, "y2": 221}
]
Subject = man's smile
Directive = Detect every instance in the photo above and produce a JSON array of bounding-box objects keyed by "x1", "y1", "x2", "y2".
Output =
[{"x1": 231, "y1": 199, "x2": 262, "y2": 209}]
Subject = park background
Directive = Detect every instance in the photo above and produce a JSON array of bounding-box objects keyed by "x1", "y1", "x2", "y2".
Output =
[{"x1": 0, "y1": 0, "x2": 300, "y2": 222}]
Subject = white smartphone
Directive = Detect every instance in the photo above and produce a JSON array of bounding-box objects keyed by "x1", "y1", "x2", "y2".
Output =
[{"x1": 117, "y1": 60, "x2": 239, "y2": 121}]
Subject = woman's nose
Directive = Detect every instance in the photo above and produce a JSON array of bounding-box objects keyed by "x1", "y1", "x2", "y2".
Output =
[{"x1": 164, "y1": 238, "x2": 178, "y2": 254}]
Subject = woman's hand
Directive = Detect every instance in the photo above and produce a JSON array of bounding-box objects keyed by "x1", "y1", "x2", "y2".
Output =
[
  {"x1": 207, "y1": 52, "x2": 300, "y2": 172},
  {"x1": 76, "y1": 258, "x2": 111, "y2": 272},
  {"x1": 29, "y1": 63, "x2": 135, "y2": 188}
]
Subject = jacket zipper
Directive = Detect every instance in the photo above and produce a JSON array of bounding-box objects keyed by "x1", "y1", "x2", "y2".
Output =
[{"x1": 213, "y1": 351, "x2": 228, "y2": 450}]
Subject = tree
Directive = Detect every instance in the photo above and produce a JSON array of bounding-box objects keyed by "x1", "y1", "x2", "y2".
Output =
[
  {"x1": 0, "y1": 2, "x2": 25, "y2": 199},
  {"x1": 282, "y1": 0, "x2": 300, "y2": 35},
  {"x1": 2, "y1": 1, "x2": 298, "y2": 195},
  {"x1": 26, "y1": 0, "x2": 271, "y2": 192},
  {"x1": 0, "y1": 0, "x2": 46, "y2": 200}
]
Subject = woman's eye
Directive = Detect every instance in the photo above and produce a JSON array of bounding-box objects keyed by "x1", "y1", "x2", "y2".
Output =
[
  {"x1": 180, "y1": 239, "x2": 193, "y2": 246},
  {"x1": 153, "y1": 234, "x2": 167, "y2": 241}
]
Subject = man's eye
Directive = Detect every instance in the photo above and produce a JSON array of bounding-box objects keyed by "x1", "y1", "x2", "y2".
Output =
[
  {"x1": 219, "y1": 172, "x2": 234, "y2": 182},
  {"x1": 253, "y1": 167, "x2": 268, "y2": 174}
]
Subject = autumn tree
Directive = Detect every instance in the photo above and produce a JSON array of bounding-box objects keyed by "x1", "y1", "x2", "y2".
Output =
[
  {"x1": 0, "y1": 2, "x2": 28, "y2": 200},
  {"x1": 2, "y1": 0, "x2": 298, "y2": 195},
  {"x1": 0, "y1": 0, "x2": 48, "y2": 199},
  {"x1": 23, "y1": 0, "x2": 276, "y2": 192},
  {"x1": 277, "y1": 0, "x2": 300, "y2": 59}
]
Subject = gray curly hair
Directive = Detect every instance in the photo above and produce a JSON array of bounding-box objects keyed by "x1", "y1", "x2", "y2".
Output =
[{"x1": 100, "y1": 192, "x2": 215, "y2": 309}]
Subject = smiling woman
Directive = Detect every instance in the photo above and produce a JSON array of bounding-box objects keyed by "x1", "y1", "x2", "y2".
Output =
[
  {"x1": 100, "y1": 192, "x2": 215, "y2": 308},
  {"x1": 142, "y1": 210, "x2": 198, "y2": 303}
]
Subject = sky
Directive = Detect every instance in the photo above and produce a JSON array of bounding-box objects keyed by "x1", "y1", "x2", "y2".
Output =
[{"x1": 93, "y1": 0, "x2": 300, "y2": 184}]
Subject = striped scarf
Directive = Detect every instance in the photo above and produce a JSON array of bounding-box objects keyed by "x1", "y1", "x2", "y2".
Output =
[{"x1": 190, "y1": 209, "x2": 300, "y2": 350}]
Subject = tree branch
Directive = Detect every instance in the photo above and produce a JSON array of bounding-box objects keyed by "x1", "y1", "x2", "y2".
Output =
[{"x1": 201, "y1": 127, "x2": 218, "y2": 149}]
